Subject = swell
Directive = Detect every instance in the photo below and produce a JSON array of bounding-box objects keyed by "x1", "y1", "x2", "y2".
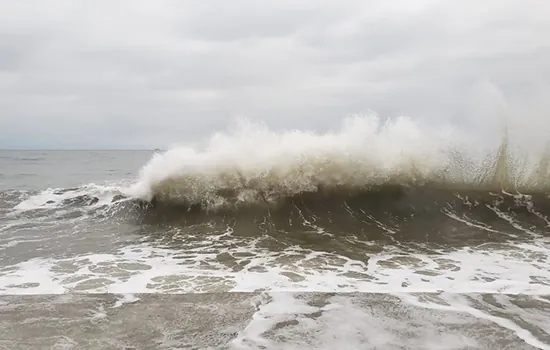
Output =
[
  {"x1": 4, "y1": 181, "x2": 550, "y2": 249},
  {"x1": 139, "y1": 183, "x2": 550, "y2": 225},
  {"x1": 123, "y1": 183, "x2": 550, "y2": 251}
]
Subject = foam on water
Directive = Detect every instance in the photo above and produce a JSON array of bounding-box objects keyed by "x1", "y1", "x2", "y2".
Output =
[
  {"x1": 222, "y1": 291, "x2": 550, "y2": 350},
  {"x1": 12, "y1": 182, "x2": 128, "y2": 211},
  {"x1": 226, "y1": 292, "x2": 475, "y2": 350},
  {"x1": 398, "y1": 293, "x2": 550, "y2": 350},
  {"x1": 1, "y1": 234, "x2": 549, "y2": 295}
]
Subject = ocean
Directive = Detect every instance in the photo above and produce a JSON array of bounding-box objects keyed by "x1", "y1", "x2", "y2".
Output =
[{"x1": 1, "y1": 116, "x2": 550, "y2": 349}]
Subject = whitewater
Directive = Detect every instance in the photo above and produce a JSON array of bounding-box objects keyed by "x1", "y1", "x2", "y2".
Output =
[{"x1": 1, "y1": 114, "x2": 550, "y2": 349}]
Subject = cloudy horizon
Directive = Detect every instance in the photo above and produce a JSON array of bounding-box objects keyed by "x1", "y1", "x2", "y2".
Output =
[{"x1": 1, "y1": 0, "x2": 549, "y2": 149}]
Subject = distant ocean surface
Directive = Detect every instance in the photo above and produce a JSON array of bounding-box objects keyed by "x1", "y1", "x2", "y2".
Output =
[{"x1": 1, "y1": 116, "x2": 550, "y2": 349}]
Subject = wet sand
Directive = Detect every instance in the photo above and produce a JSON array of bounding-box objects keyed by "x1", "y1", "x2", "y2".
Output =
[{"x1": 0, "y1": 292, "x2": 549, "y2": 349}]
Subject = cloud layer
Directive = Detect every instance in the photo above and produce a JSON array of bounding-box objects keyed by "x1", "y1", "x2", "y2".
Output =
[{"x1": 1, "y1": 0, "x2": 549, "y2": 149}]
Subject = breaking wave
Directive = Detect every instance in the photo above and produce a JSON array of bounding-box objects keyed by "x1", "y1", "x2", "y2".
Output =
[
  {"x1": 6, "y1": 114, "x2": 550, "y2": 227},
  {"x1": 3, "y1": 114, "x2": 549, "y2": 247},
  {"x1": 122, "y1": 114, "x2": 550, "y2": 212}
]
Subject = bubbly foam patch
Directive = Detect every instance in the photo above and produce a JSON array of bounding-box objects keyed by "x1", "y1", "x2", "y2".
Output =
[
  {"x1": 398, "y1": 293, "x2": 550, "y2": 350},
  {"x1": 225, "y1": 292, "x2": 550, "y2": 350},
  {"x1": 1, "y1": 235, "x2": 549, "y2": 295},
  {"x1": 13, "y1": 183, "x2": 128, "y2": 211}
]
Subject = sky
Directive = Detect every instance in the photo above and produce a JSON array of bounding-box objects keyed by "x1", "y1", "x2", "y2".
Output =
[{"x1": 0, "y1": 0, "x2": 549, "y2": 149}]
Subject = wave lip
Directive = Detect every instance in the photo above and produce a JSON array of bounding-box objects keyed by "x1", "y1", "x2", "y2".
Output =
[{"x1": 127, "y1": 115, "x2": 550, "y2": 211}]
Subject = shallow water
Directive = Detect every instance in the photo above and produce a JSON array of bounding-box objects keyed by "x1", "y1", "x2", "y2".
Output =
[{"x1": 1, "y1": 145, "x2": 549, "y2": 349}]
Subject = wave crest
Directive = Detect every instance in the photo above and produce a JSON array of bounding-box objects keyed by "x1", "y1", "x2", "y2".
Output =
[{"x1": 125, "y1": 115, "x2": 549, "y2": 211}]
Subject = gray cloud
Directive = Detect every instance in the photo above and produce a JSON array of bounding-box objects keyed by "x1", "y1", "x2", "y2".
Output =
[{"x1": 0, "y1": 0, "x2": 549, "y2": 149}]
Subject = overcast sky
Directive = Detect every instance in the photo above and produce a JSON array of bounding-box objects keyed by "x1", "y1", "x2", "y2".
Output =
[{"x1": 1, "y1": 0, "x2": 549, "y2": 149}]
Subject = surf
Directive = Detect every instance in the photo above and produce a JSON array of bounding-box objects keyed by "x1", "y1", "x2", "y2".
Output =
[
  {"x1": 123, "y1": 113, "x2": 550, "y2": 211},
  {"x1": 7, "y1": 113, "x2": 550, "y2": 223}
]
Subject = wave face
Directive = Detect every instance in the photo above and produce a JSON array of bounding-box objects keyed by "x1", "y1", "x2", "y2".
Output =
[{"x1": 6, "y1": 115, "x2": 549, "y2": 245}]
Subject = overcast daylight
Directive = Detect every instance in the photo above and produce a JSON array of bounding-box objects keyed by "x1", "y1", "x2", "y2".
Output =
[
  {"x1": 2, "y1": 1, "x2": 550, "y2": 349},
  {"x1": 1, "y1": 0, "x2": 549, "y2": 149}
]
